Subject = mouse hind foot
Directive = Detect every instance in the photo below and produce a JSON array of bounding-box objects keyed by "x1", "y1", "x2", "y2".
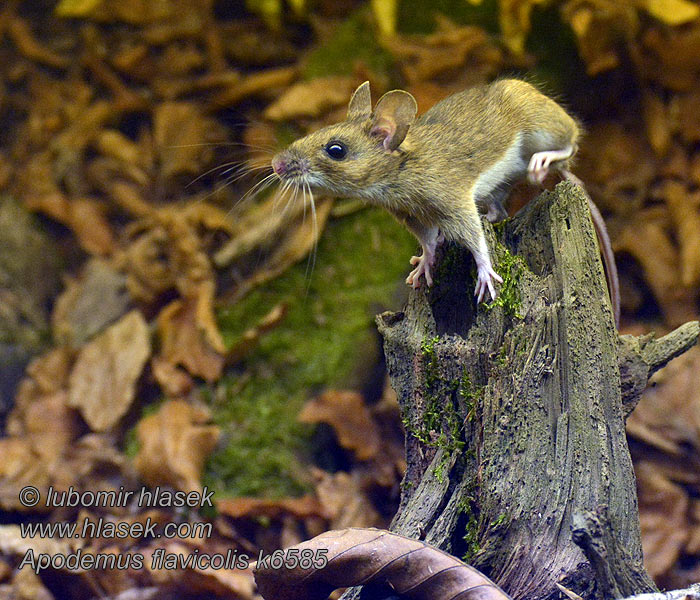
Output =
[
  {"x1": 527, "y1": 146, "x2": 575, "y2": 184},
  {"x1": 475, "y1": 257, "x2": 503, "y2": 303}
]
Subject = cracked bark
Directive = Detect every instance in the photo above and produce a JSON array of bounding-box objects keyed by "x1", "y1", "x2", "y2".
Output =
[{"x1": 373, "y1": 182, "x2": 699, "y2": 600}]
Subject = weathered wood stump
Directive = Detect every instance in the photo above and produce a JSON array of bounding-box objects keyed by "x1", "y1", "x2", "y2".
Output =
[{"x1": 374, "y1": 182, "x2": 699, "y2": 600}]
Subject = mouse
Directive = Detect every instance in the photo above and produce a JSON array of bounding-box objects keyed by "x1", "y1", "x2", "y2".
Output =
[{"x1": 270, "y1": 79, "x2": 620, "y2": 326}]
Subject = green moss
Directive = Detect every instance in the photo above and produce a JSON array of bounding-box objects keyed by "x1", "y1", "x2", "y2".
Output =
[
  {"x1": 304, "y1": 9, "x2": 394, "y2": 79},
  {"x1": 458, "y1": 496, "x2": 481, "y2": 562},
  {"x1": 485, "y1": 244, "x2": 526, "y2": 319},
  {"x1": 397, "y1": 0, "x2": 499, "y2": 34},
  {"x1": 402, "y1": 336, "x2": 467, "y2": 481},
  {"x1": 458, "y1": 371, "x2": 480, "y2": 422},
  {"x1": 492, "y1": 513, "x2": 508, "y2": 527},
  {"x1": 207, "y1": 206, "x2": 415, "y2": 498}
]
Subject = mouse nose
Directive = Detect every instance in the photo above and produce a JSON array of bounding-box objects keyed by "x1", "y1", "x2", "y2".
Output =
[{"x1": 272, "y1": 156, "x2": 287, "y2": 176}]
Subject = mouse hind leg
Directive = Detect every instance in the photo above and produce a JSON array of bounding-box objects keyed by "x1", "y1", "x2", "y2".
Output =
[
  {"x1": 442, "y1": 191, "x2": 503, "y2": 302},
  {"x1": 402, "y1": 217, "x2": 442, "y2": 288}
]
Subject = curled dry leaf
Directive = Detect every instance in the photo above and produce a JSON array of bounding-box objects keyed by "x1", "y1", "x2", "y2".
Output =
[
  {"x1": 151, "y1": 356, "x2": 194, "y2": 397},
  {"x1": 382, "y1": 20, "x2": 501, "y2": 85},
  {"x1": 264, "y1": 77, "x2": 358, "y2": 121},
  {"x1": 637, "y1": 461, "x2": 690, "y2": 578},
  {"x1": 661, "y1": 181, "x2": 700, "y2": 288},
  {"x1": 157, "y1": 281, "x2": 225, "y2": 382},
  {"x1": 217, "y1": 495, "x2": 330, "y2": 521},
  {"x1": 499, "y1": 0, "x2": 552, "y2": 56},
  {"x1": 133, "y1": 399, "x2": 220, "y2": 493},
  {"x1": 254, "y1": 527, "x2": 512, "y2": 600},
  {"x1": 312, "y1": 470, "x2": 382, "y2": 530},
  {"x1": 22, "y1": 156, "x2": 116, "y2": 255},
  {"x1": 4, "y1": 559, "x2": 57, "y2": 600},
  {"x1": 561, "y1": 0, "x2": 638, "y2": 76},
  {"x1": 642, "y1": 91, "x2": 671, "y2": 156},
  {"x1": 121, "y1": 203, "x2": 230, "y2": 303},
  {"x1": 298, "y1": 390, "x2": 380, "y2": 461},
  {"x1": 67, "y1": 310, "x2": 150, "y2": 432}
]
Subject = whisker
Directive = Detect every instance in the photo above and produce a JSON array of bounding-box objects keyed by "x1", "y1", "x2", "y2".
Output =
[
  {"x1": 187, "y1": 160, "x2": 268, "y2": 188},
  {"x1": 304, "y1": 182, "x2": 319, "y2": 295}
]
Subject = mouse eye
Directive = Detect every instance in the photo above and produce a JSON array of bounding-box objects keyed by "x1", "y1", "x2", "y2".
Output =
[{"x1": 324, "y1": 141, "x2": 347, "y2": 160}]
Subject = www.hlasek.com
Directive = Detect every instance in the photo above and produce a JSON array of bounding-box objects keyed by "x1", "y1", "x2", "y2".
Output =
[{"x1": 17, "y1": 485, "x2": 328, "y2": 574}]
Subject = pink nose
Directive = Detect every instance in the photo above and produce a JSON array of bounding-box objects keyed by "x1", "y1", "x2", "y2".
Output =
[{"x1": 272, "y1": 157, "x2": 286, "y2": 176}]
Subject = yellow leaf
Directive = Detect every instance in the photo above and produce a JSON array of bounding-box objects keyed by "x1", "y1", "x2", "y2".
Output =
[
  {"x1": 643, "y1": 0, "x2": 700, "y2": 25},
  {"x1": 372, "y1": 0, "x2": 398, "y2": 36},
  {"x1": 55, "y1": 0, "x2": 103, "y2": 17},
  {"x1": 500, "y1": 0, "x2": 553, "y2": 55},
  {"x1": 466, "y1": 0, "x2": 484, "y2": 4},
  {"x1": 286, "y1": 0, "x2": 305, "y2": 16},
  {"x1": 246, "y1": 0, "x2": 282, "y2": 28}
]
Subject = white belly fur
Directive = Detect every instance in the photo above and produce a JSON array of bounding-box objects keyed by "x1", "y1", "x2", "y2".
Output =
[{"x1": 472, "y1": 132, "x2": 526, "y2": 202}]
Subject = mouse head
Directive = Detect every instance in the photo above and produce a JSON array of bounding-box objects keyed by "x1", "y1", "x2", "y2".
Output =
[{"x1": 271, "y1": 82, "x2": 418, "y2": 198}]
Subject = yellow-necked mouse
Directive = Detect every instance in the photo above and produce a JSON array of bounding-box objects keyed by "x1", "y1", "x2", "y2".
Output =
[{"x1": 271, "y1": 79, "x2": 619, "y2": 324}]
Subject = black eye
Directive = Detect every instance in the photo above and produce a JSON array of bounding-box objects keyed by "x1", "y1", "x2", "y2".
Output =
[{"x1": 325, "y1": 141, "x2": 347, "y2": 160}]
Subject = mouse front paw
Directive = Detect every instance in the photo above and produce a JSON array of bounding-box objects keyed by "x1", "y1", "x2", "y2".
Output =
[
  {"x1": 474, "y1": 263, "x2": 503, "y2": 303},
  {"x1": 406, "y1": 254, "x2": 434, "y2": 288}
]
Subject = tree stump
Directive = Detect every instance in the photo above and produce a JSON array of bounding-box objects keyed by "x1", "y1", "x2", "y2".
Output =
[{"x1": 375, "y1": 182, "x2": 699, "y2": 600}]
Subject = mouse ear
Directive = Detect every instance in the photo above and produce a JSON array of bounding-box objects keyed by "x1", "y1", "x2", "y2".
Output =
[
  {"x1": 347, "y1": 81, "x2": 372, "y2": 121},
  {"x1": 370, "y1": 90, "x2": 417, "y2": 152}
]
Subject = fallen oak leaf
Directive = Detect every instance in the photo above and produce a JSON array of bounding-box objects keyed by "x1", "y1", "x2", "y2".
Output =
[
  {"x1": 254, "y1": 527, "x2": 512, "y2": 600},
  {"x1": 68, "y1": 310, "x2": 151, "y2": 432},
  {"x1": 157, "y1": 288, "x2": 225, "y2": 382},
  {"x1": 263, "y1": 76, "x2": 357, "y2": 121},
  {"x1": 298, "y1": 390, "x2": 380, "y2": 461},
  {"x1": 133, "y1": 399, "x2": 219, "y2": 493}
]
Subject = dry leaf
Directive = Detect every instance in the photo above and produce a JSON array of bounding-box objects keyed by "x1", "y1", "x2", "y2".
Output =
[
  {"x1": 157, "y1": 285, "x2": 225, "y2": 382},
  {"x1": 254, "y1": 528, "x2": 512, "y2": 600},
  {"x1": 133, "y1": 399, "x2": 220, "y2": 492},
  {"x1": 371, "y1": 0, "x2": 398, "y2": 36},
  {"x1": 499, "y1": 0, "x2": 553, "y2": 55},
  {"x1": 217, "y1": 195, "x2": 333, "y2": 302},
  {"x1": 382, "y1": 21, "x2": 500, "y2": 84},
  {"x1": 264, "y1": 77, "x2": 357, "y2": 121},
  {"x1": 145, "y1": 539, "x2": 256, "y2": 598},
  {"x1": 672, "y1": 91, "x2": 700, "y2": 143},
  {"x1": 642, "y1": 0, "x2": 700, "y2": 26},
  {"x1": 312, "y1": 470, "x2": 382, "y2": 530},
  {"x1": 627, "y1": 345, "x2": 700, "y2": 456},
  {"x1": 52, "y1": 258, "x2": 131, "y2": 346},
  {"x1": 637, "y1": 461, "x2": 690, "y2": 578},
  {"x1": 68, "y1": 310, "x2": 151, "y2": 432},
  {"x1": 6, "y1": 560, "x2": 56, "y2": 600},
  {"x1": 561, "y1": 0, "x2": 638, "y2": 76},
  {"x1": 217, "y1": 495, "x2": 329, "y2": 521},
  {"x1": 151, "y1": 356, "x2": 194, "y2": 397},
  {"x1": 0, "y1": 438, "x2": 51, "y2": 511},
  {"x1": 153, "y1": 102, "x2": 221, "y2": 180},
  {"x1": 642, "y1": 91, "x2": 671, "y2": 156},
  {"x1": 661, "y1": 181, "x2": 700, "y2": 288},
  {"x1": 299, "y1": 390, "x2": 380, "y2": 461}
]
